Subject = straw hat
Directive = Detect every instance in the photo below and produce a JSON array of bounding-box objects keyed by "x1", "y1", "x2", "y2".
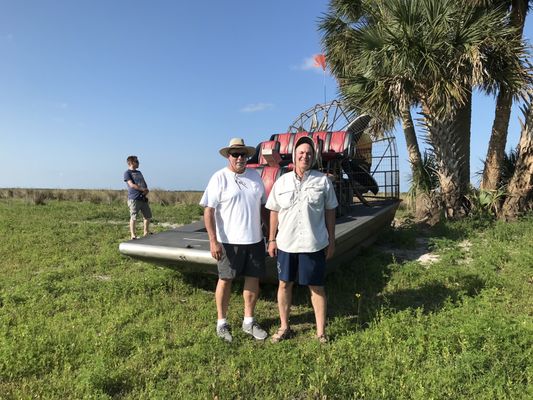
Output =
[{"x1": 219, "y1": 138, "x2": 256, "y2": 158}]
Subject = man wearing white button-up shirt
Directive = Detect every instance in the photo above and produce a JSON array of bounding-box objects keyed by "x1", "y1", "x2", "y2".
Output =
[{"x1": 266, "y1": 136, "x2": 338, "y2": 343}]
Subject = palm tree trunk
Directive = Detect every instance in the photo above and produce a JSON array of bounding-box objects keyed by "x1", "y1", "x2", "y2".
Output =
[
  {"x1": 423, "y1": 108, "x2": 468, "y2": 219},
  {"x1": 401, "y1": 107, "x2": 423, "y2": 171},
  {"x1": 501, "y1": 95, "x2": 533, "y2": 219},
  {"x1": 455, "y1": 92, "x2": 472, "y2": 194},
  {"x1": 401, "y1": 106, "x2": 432, "y2": 218},
  {"x1": 481, "y1": 0, "x2": 528, "y2": 191},
  {"x1": 511, "y1": 1, "x2": 528, "y2": 37},
  {"x1": 481, "y1": 87, "x2": 513, "y2": 190}
]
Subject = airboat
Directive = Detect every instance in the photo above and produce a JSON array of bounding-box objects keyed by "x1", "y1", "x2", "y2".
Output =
[{"x1": 119, "y1": 101, "x2": 401, "y2": 282}]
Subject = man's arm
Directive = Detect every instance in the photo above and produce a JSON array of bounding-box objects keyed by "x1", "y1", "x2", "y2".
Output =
[
  {"x1": 126, "y1": 180, "x2": 149, "y2": 195},
  {"x1": 261, "y1": 205, "x2": 270, "y2": 238},
  {"x1": 204, "y1": 206, "x2": 223, "y2": 261},
  {"x1": 325, "y1": 208, "x2": 336, "y2": 260},
  {"x1": 267, "y1": 210, "x2": 279, "y2": 257}
]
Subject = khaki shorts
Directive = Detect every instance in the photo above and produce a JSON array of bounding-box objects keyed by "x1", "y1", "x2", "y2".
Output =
[
  {"x1": 218, "y1": 241, "x2": 266, "y2": 280},
  {"x1": 128, "y1": 199, "x2": 152, "y2": 220}
]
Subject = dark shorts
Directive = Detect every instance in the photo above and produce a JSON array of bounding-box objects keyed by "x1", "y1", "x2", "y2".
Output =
[
  {"x1": 218, "y1": 241, "x2": 266, "y2": 280},
  {"x1": 276, "y1": 249, "x2": 326, "y2": 286},
  {"x1": 127, "y1": 199, "x2": 152, "y2": 220}
]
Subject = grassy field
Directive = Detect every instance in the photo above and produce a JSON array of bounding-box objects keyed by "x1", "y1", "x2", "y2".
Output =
[{"x1": 0, "y1": 198, "x2": 531, "y2": 399}]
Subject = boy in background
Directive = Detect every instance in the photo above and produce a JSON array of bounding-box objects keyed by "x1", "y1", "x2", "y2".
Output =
[{"x1": 124, "y1": 155, "x2": 152, "y2": 239}]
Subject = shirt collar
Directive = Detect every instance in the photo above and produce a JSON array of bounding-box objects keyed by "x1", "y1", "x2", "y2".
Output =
[{"x1": 294, "y1": 169, "x2": 310, "y2": 182}]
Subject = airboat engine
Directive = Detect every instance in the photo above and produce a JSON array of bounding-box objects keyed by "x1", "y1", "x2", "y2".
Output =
[{"x1": 246, "y1": 101, "x2": 399, "y2": 216}]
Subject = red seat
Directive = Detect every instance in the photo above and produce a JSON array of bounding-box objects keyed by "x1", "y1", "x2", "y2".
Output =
[
  {"x1": 257, "y1": 140, "x2": 281, "y2": 166},
  {"x1": 312, "y1": 131, "x2": 353, "y2": 161},
  {"x1": 246, "y1": 165, "x2": 283, "y2": 198},
  {"x1": 269, "y1": 132, "x2": 324, "y2": 169},
  {"x1": 269, "y1": 133, "x2": 295, "y2": 160},
  {"x1": 270, "y1": 132, "x2": 317, "y2": 160}
]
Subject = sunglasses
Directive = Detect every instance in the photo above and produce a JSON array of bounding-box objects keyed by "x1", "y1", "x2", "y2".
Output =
[{"x1": 229, "y1": 152, "x2": 247, "y2": 158}]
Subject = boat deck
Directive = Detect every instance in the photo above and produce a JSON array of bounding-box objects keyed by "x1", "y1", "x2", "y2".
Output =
[{"x1": 119, "y1": 199, "x2": 400, "y2": 282}]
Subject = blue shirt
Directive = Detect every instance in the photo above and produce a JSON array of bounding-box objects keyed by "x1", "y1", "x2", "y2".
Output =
[{"x1": 124, "y1": 169, "x2": 148, "y2": 200}]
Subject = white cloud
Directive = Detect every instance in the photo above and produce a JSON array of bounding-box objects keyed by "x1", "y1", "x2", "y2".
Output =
[{"x1": 240, "y1": 102, "x2": 274, "y2": 113}]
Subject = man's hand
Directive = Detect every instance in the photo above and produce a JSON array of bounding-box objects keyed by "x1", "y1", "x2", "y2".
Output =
[
  {"x1": 210, "y1": 240, "x2": 223, "y2": 261},
  {"x1": 325, "y1": 238, "x2": 335, "y2": 260},
  {"x1": 268, "y1": 241, "x2": 277, "y2": 258}
]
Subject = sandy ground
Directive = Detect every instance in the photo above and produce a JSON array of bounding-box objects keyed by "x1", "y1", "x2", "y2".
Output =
[{"x1": 376, "y1": 219, "x2": 472, "y2": 266}]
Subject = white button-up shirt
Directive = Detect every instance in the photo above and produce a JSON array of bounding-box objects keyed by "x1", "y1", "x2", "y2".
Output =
[{"x1": 266, "y1": 170, "x2": 338, "y2": 253}]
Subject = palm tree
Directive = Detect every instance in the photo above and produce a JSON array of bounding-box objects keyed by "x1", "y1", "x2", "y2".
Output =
[
  {"x1": 470, "y1": 1, "x2": 531, "y2": 192},
  {"x1": 320, "y1": 0, "x2": 528, "y2": 218},
  {"x1": 501, "y1": 90, "x2": 533, "y2": 219},
  {"x1": 321, "y1": 1, "x2": 425, "y2": 192}
]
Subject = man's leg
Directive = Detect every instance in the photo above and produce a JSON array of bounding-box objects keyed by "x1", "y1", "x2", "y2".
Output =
[
  {"x1": 241, "y1": 276, "x2": 267, "y2": 340},
  {"x1": 277, "y1": 280, "x2": 294, "y2": 330},
  {"x1": 215, "y1": 278, "x2": 233, "y2": 342},
  {"x1": 129, "y1": 218, "x2": 137, "y2": 239},
  {"x1": 309, "y1": 285, "x2": 327, "y2": 337},
  {"x1": 215, "y1": 278, "x2": 232, "y2": 319},
  {"x1": 243, "y1": 276, "x2": 259, "y2": 318},
  {"x1": 128, "y1": 200, "x2": 139, "y2": 239},
  {"x1": 143, "y1": 218, "x2": 151, "y2": 236},
  {"x1": 141, "y1": 203, "x2": 152, "y2": 236}
]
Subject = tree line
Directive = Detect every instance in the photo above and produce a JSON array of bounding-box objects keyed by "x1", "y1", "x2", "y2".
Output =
[{"x1": 320, "y1": 0, "x2": 532, "y2": 221}]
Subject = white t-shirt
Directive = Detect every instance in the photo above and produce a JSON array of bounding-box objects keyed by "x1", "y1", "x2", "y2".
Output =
[
  {"x1": 266, "y1": 170, "x2": 338, "y2": 253},
  {"x1": 200, "y1": 167, "x2": 266, "y2": 244}
]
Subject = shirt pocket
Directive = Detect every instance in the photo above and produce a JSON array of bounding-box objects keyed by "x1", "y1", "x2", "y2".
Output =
[
  {"x1": 305, "y1": 185, "x2": 323, "y2": 208},
  {"x1": 277, "y1": 189, "x2": 294, "y2": 209}
]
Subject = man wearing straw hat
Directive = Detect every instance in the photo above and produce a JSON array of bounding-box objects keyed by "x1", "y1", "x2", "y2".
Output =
[{"x1": 200, "y1": 138, "x2": 268, "y2": 342}]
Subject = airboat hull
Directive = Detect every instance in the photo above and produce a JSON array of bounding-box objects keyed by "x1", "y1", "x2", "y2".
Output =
[{"x1": 119, "y1": 199, "x2": 400, "y2": 283}]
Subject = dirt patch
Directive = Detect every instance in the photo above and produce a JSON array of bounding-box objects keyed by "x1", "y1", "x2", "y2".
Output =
[
  {"x1": 378, "y1": 219, "x2": 473, "y2": 266},
  {"x1": 376, "y1": 236, "x2": 440, "y2": 265}
]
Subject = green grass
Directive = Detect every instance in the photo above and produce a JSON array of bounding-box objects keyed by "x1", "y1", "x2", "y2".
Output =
[{"x1": 0, "y1": 199, "x2": 531, "y2": 399}]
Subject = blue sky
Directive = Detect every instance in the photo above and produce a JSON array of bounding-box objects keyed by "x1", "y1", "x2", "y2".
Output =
[{"x1": 1, "y1": 1, "x2": 531, "y2": 192}]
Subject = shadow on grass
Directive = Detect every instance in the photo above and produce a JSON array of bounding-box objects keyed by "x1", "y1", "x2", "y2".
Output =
[
  {"x1": 179, "y1": 270, "x2": 218, "y2": 291},
  {"x1": 177, "y1": 269, "x2": 325, "y2": 333},
  {"x1": 376, "y1": 219, "x2": 474, "y2": 250},
  {"x1": 173, "y1": 221, "x2": 487, "y2": 335},
  {"x1": 379, "y1": 274, "x2": 485, "y2": 313},
  {"x1": 325, "y1": 223, "x2": 487, "y2": 330},
  {"x1": 327, "y1": 248, "x2": 485, "y2": 327},
  {"x1": 179, "y1": 270, "x2": 320, "y2": 306}
]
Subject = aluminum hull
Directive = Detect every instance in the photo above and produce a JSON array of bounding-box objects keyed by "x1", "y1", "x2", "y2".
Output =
[{"x1": 119, "y1": 199, "x2": 400, "y2": 283}]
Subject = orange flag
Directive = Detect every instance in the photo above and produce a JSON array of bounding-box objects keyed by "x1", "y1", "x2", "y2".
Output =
[{"x1": 313, "y1": 54, "x2": 326, "y2": 71}]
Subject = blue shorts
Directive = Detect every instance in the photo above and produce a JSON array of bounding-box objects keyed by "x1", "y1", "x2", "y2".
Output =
[{"x1": 276, "y1": 249, "x2": 326, "y2": 286}]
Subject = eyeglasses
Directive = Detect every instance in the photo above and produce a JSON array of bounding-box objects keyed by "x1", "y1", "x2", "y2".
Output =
[{"x1": 229, "y1": 152, "x2": 246, "y2": 158}]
